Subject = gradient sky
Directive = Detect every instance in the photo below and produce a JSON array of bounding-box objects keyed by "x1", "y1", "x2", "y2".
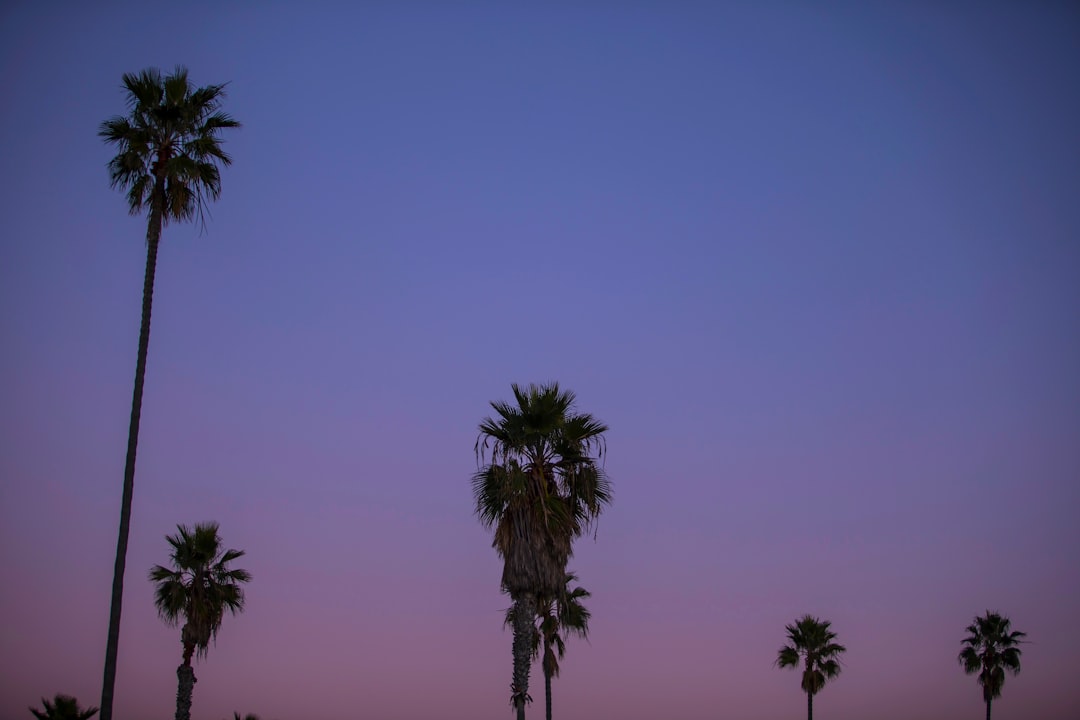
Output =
[{"x1": 1, "y1": 3, "x2": 1078, "y2": 719}]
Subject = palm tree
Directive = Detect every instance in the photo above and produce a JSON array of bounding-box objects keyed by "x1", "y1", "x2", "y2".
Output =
[
  {"x1": 149, "y1": 522, "x2": 251, "y2": 720},
  {"x1": 505, "y1": 573, "x2": 591, "y2": 720},
  {"x1": 776, "y1": 615, "x2": 847, "y2": 720},
  {"x1": 959, "y1": 611, "x2": 1026, "y2": 720},
  {"x1": 98, "y1": 66, "x2": 239, "y2": 720},
  {"x1": 29, "y1": 695, "x2": 98, "y2": 720},
  {"x1": 473, "y1": 383, "x2": 611, "y2": 720},
  {"x1": 230, "y1": 714, "x2": 260, "y2": 720}
]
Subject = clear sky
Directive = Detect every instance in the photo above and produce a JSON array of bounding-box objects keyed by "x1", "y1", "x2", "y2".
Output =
[{"x1": 1, "y1": 3, "x2": 1078, "y2": 719}]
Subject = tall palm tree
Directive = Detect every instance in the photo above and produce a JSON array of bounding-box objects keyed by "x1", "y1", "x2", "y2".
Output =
[
  {"x1": 149, "y1": 522, "x2": 251, "y2": 720},
  {"x1": 29, "y1": 695, "x2": 98, "y2": 720},
  {"x1": 98, "y1": 66, "x2": 239, "y2": 720},
  {"x1": 473, "y1": 383, "x2": 611, "y2": 720},
  {"x1": 959, "y1": 611, "x2": 1026, "y2": 720},
  {"x1": 505, "y1": 573, "x2": 591, "y2": 720},
  {"x1": 776, "y1": 615, "x2": 847, "y2": 720}
]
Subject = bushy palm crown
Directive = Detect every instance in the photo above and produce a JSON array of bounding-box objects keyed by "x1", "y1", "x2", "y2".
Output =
[
  {"x1": 959, "y1": 611, "x2": 1026, "y2": 702},
  {"x1": 29, "y1": 695, "x2": 98, "y2": 720},
  {"x1": 99, "y1": 66, "x2": 239, "y2": 228},
  {"x1": 473, "y1": 383, "x2": 611, "y2": 598},
  {"x1": 777, "y1": 615, "x2": 847, "y2": 696},
  {"x1": 149, "y1": 522, "x2": 251, "y2": 661}
]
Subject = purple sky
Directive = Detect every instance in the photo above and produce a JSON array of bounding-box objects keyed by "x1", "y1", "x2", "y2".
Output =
[{"x1": 1, "y1": 3, "x2": 1078, "y2": 719}]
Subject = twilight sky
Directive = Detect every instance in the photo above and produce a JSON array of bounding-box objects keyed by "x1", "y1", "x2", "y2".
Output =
[{"x1": 1, "y1": 3, "x2": 1078, "y2": 720}]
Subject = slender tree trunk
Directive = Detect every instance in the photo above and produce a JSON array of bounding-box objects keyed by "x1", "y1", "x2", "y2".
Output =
[
  {"x1": 807, "y1": 691, "x2": 813, "y2": 720},
  {"x1": 175, "y1": 664, "x2": 196, "y2": 720},
  {"x1": 512, "y1": 592, "x2": 535, "y2": 720},
  {"x1": 99, "y1": 180, "x2": 164, "y2": 720},
  {"x1": 545, "y1": 668, "x2": 552, "y2": 720},
  {"x1": 986, "y1": 698, "x2": 991, "y2": 720}
]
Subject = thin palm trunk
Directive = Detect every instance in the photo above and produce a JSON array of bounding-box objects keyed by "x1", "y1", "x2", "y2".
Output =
[
  {"x1": 986, "y1": 698, "x2": 991, "y2": 720},
  {"x1": 807, "y1": 691, "x2": 812, "y2": 720},
  {"x1": 544, "y1": 668, "x2": 552, "y2": 720},
  {"x1": 511, "y1": 592, "x2": 535, "y2": 720},
  {"x1": 100, "y1": 178, "x2": 164, "y2": 720}
]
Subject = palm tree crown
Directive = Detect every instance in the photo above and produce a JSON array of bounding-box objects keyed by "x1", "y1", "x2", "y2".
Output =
[
  {"x1": 777, "y1": 615, "x2": 846, "y2": 720},
  {"x1": 149, "y1": 522, "x2": 251, "y2": 664},
  {"x1": 959, "y1": 611, "x2": 1026, "y2": 707},
  {"x1": 537, "y1": 574, "x2": 591, "y2": 684},
  {"x1": 473, "y1": 382, "x2": 611, "y2": 598},
  {"x1": 29, "y1": 695, "x2": 98, "y2": 720},
  {"x1": 100, "y1": 66, "x2": 239, "y2": 228}
]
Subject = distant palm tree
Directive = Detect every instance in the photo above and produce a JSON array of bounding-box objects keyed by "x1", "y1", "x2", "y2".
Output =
[
  {"x1": 504, "y1": 573, "x2": 592, "y2": 720},
  {"x1": 776, "y1": 615, "x2": 846, "y2": 720},
  {"x1": 474, "y1": 383, "x2": 611, "y2": 720},
  {"x1": 149, "y1": 522, "x2": 251, "y2": 720},
  {"x1": 98, "y1": 65, "x2": 239, "y2": 720},
  {"x1": 959, "y1": 611, "x2": 1026, "y2": 720},
  {"x1": 29, "y1": 695, "x2": 98, "y2": 720},
  {"x1": 230, "y1": 714, "x2": 259, "y2": 720}
]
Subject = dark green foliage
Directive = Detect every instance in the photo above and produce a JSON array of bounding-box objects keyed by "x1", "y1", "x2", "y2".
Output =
[
  {"x1": 99, "y1": 66, "x2": 240, "y2": 228},
  {"x1": 29, "y1": 695, "x2": 98, "y2": 720},
  {"x1": 776, "y1": 615, "x2": 846, "y2": 720},
  {"x1": 150, "y1": 522, "x2": 250, "y2": 720},
  {"x1": 149, "y1": 522, "x2": 251, "y2": 663},
  {"x1": 959, "y1": 611, "x2": 1026, "y2": 720}
]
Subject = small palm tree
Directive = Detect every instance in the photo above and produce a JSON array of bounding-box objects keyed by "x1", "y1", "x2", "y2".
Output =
[
  {"x1": 149, "y1": 522, "x2": 251, "y2": 720},
  {"x1": 959, "y1": 611, "x2": 1026, "y2": 720},
  {"x1": 29, "y1": 695, "x2": 98, "y2": 720},
  {"x1": 504, "y1": 573, "x2": 592, "y2": 720},
  {"x1": 776, "y1": 615, "x2": 846, "y2": 720},
  {"x1": 230, "y1": 714, "x2": 259, "y2": 720},
  {"x1": 474, "y1": 383, "x2": 611, "y2": 720},
  {"x1": 98, "y1": 65, "x2": 239, "y2": 720}
]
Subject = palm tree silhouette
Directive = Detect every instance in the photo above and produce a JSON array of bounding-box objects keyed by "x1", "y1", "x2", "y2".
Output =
[
  {"x1": 473, "y1": 383, "x2": 611, "y2": 719},
  {"x1": 149, "y1": 523, "x2": 251, "y2": 720},
  {"x1": 776, "y1": 615, "x2": 846, "y2": 720},
  {"x1": 28, "y1": 694, "x2": 98, "y2": 720},
  {"x1": 98, "y1": 65, "x2": 239, "y2": 720},
  {"x1": 505, "y1": 572, "x2": 592, "y2": 720},
  {"x1": 959, "y1": 611, "x2": 1026, "y2": 720}
]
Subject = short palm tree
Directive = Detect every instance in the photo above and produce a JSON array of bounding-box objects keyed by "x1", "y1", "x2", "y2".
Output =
[
  {"x1": 776, "y1": 615, "x2": 846, "y2": 720},
  {"x1": 504, "y1": 573, "x2": 592, "y2": 720},
  {"x1": 98, "y1": 66, "x2": 239, "y2": 720},
  {"x1": 149, "y1": 522, "x2": 251, "y2": 720},
  {"x1": 29, "y1": 695, "x2": 98, "y2": 720},
  {"x1": 474, "y1": 383, "x2": 611, "y2": 720},
  {"x1": 959, "y1": 611, "x2": 1026, "y2": 720}
]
